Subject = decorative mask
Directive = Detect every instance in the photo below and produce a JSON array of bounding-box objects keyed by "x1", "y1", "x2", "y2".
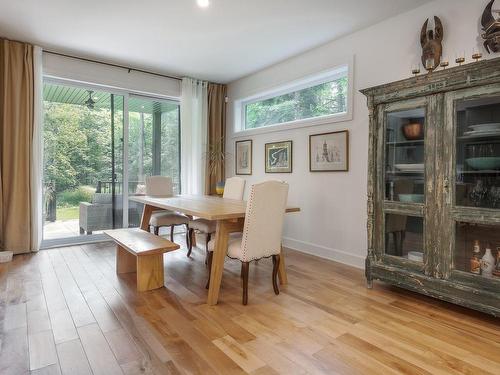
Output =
[
  {"x1": 420, "y1": 16, "x2": 444, "y2": 71},
  {"x1": 481, "y1": 0, "x2": 500, "y2": 53}
]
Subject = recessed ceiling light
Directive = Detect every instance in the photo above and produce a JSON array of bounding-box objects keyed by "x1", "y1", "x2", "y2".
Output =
[{"x1": 197, "y1": 0, "x2": 209, "y2": 8}]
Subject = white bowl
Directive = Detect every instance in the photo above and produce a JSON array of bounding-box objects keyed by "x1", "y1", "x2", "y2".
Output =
[
  {"x1": 408, "y1": 251, "x2": 423, "y2": 262},
  {"x1": 469, "y1": 123, "x2": 500, "y2": 132},
  {"x1": 0, "y1": 251, "x2": 13, "y2": 263}
]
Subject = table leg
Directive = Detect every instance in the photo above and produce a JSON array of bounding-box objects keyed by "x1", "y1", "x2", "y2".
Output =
[
  {"x1": 278, "y1": 245, "x2": 288, "y2": 285},
  {"x1": 140, "y1": 204, "x2": 154, "y2": 231},
  {"x1": 207, "y1": 220, "x2": 229, "y2": 305}
]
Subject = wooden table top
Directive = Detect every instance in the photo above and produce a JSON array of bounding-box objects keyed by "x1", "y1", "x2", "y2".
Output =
[{"x1": 130, "y1": 194, "x2": 300, "y2": 221}]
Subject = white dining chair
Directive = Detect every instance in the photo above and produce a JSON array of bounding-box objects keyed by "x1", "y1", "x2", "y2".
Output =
[
  {"x1": 187, "y1": 176, "x2": 245, "y2": 258},
  {"x1": 206, "y1": 180, "x2": 289, "y2": 305},
  {"x1": 145, "y1": 176, "x2": 190, "y2": 248}
]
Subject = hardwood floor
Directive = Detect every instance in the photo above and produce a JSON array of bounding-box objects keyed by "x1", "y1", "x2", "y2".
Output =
[{"x1": 1, "y1": 234, "x2": 499, "y2": 374}]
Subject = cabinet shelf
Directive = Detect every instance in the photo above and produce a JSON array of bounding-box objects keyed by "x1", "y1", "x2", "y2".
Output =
[
  {"x1": 387, "y1": 139, "x2": 424, "y2": 147},
  {"x1": 458, "y1": 170, "x2": 500, "y2": 174},
  {"x1": 386, "y1": 170, "x2": 424, "y2": 175},
  {"x1": 457, "y1": 134, "x2": 500, "y2": 141}
]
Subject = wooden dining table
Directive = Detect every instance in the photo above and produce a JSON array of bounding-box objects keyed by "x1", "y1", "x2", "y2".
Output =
[{"x1": 129, "y1": 194, "x2": 300, "y2": 305}]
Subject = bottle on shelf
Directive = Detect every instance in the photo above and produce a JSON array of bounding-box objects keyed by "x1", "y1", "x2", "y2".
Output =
[
  {"x1": 470, "y1": 240, "x2": 481, "y2": 274},
  {"x1": 480, "y1": 243, "x2": 495, "y2": 278}
]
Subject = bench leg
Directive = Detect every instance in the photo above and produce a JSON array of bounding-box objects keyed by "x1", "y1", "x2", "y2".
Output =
[
  {"x1": 136, "y1": 254, "x2": 165, "y2": 292},
  {"x1": 116, "y1": 245, "x2": 136, "y2": 274}
]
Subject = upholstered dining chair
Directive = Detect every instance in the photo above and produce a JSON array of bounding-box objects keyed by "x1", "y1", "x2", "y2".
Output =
[
  {"x1": 187, "y1": 176, "x2": 246, "y2": 258},
  {"x1": 145, "y1": 176, "x2": 190, "y2": 248},
  {"x1": 206, "y1": 180, "x2": 289, "y2": 305}
]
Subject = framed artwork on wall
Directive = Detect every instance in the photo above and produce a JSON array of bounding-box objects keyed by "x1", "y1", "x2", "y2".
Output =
[
  {"x1": 235, "y1": 139, "x2": 252, "y2": 175},
  {"x1": 265, "y1": 140, "x2": 293, "y2": 173},
  {"x1": 309, "y1": 130, "x2": 349, "y2": 172}
]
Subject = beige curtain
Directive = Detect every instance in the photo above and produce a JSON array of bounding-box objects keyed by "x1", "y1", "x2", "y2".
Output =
[
  {"x1": 0, "y1": 38, "x2": 35, "y2": 254},
  {"x1": 205, "y1": 83, "x2": 227, "y2": 195}
]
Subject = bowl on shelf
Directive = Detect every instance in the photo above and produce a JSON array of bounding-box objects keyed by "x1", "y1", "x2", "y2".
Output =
[
  {"x1": 398, "y1": 194, "x2": 424, "y2": 203},
  {"x1": 394, "y1": 163, "x2": 424, "y2": 172},
  {"x1": 465, "y1": 157, "x2": 500, "y2": 170},
  {"x1": 408, "y1": 251, "x2": 424, "y2": 262},
  {"x1": 402, "y1": 123, "x2": 424, "y2": 140}
]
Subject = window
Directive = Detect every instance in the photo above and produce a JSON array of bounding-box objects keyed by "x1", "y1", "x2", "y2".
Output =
[{"x1": 239, "y1": 64, "x2": 350, "y2": 132}]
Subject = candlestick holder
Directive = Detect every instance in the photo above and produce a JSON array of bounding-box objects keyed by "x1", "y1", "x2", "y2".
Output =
[
  {"x1": 455, "y1": 57, "x2": 465, "y2": 66},
  {"x1": 440, "y1": 61, "x2": 449, "y2": 69}
]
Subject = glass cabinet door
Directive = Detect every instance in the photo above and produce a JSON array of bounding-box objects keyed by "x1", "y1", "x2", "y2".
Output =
[
  {"x1": 455, "y1": 95, "x2": 500, "y2": 209},
  {"x1": 446, "y1": 88, "x2": 500, "y2": 283},
  {"x1": 378, "y1": 97, "x2": 433, "y2": 270},
  {"x1": 385, "y1": 108, "x2": 426, "y2": 203}
]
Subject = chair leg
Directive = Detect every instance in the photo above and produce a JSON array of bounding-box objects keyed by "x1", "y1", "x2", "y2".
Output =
[
  {"x1": 205, "y1": 233, "x2": 211, "y2": 264},
  {"x1": 187, "y1": 228, "x2": 193, "y2": 257},
  {"x1": 241, "y1": 262, "x2": 249, "y2": 305},
  {"x1": 272, "y1": 255, "x2": 280, "y2": 295},
  {"x1": 170, "y1": 226, "x2": 174, "y2": 242},
  {"x1": 205, "y1": 251, "x2": 213, "y2": 289},
  {"x1": 153, "y1": 226, "x2": 159, "y2": 236}
]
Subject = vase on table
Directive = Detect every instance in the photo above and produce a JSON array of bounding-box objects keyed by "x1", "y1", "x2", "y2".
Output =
[
  {"x1": 480, "y1": 244, "x2": 495, "y2": 278},
  {"x1": 215, "y1": 181, "x2": 225, "y2": 196}
]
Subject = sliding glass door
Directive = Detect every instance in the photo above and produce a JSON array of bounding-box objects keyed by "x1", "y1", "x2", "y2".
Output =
[
  {"x1": 42, "y1": 81, "x2": 180, "y2": 246},
  {"x1": 127, "y1": 95, "x2": 181, "y2": 228}
]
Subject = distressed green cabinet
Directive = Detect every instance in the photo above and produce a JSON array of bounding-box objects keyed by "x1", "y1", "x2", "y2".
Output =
[{"x1": 362, "y1": 57, "x2": 500, "y2": 317}]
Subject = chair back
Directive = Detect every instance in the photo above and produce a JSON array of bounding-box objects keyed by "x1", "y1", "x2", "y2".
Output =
[
  {"x1": 240, "y1": 181, "x2": 289, "y2": 262},
  {"x1": 145, "y1": 176, "x2": 174, "y2": 197},
  {"x1": 223, "y1": 177, "x2": 246, "y2": 200}
]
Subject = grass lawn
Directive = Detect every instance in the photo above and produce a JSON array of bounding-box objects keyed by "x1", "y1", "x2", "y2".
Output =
[{"x1": 56, "y1": 206, "x2": 79, "y2": 221}]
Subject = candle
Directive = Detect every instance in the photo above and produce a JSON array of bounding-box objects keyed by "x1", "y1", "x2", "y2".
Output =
[{"x1": 425, "y1": 57, "x2": 435, "y2": 70}]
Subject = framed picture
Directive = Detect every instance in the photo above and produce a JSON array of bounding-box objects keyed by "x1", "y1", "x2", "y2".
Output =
[
  {"x1": 265, "y1": 141, "x2": 293, "y2": 173},
  {"x1": 235, "y1": 140, "x2": 252, "y2": 175},
  {"x1": 309, "y1": 130, "x2": 349, "y2": 172}
]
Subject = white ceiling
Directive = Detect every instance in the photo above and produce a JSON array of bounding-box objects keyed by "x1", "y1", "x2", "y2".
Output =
[{"x1": 0, "y1": 0, "x2": 430, "y2": 83}]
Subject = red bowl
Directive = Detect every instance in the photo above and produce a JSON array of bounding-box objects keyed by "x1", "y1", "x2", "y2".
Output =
[{"x1": 403, "y1": 123, "x2": 423, "y2": 140}]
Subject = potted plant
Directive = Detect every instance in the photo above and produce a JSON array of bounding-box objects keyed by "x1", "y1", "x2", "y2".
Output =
[{"x1": 205, "y1": 138, "x2": 229, "y2": 195}]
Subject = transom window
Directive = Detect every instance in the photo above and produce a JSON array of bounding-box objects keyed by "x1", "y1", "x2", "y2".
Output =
[{"x1": 239, "y1": 64, "x2": 350, "y2": 132}]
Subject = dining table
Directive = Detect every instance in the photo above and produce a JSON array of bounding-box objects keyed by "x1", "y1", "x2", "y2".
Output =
[{"x1": 129, "y1": 194, "x2": 300, "y2": 305}]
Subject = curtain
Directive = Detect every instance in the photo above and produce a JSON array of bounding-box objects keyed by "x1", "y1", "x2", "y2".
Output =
[
  {"x1": 31, "y1": 46, "x2": 43, "y2": 251},
  {"x1": 180, "y1": 77, "x2": 208, "y2": 195},
  {"x1": 205, "y1": 83, "x2": 227, "y2": 195},
  {"x1": 0, "y1": 38, "x2": 35, "y2": 254}
]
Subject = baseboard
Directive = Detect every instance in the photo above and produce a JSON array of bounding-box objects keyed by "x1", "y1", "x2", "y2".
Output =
[{"x1": 282, "y1": 237, "x2": 365, "y2": 269}]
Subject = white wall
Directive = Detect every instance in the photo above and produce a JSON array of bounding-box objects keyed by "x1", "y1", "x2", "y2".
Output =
[
  {"x1": 226, "y1": 0, "x2": 491, "y2": 268},
  {"x1": 43, "y1": 53, "x2": 181, "y2": 98}
]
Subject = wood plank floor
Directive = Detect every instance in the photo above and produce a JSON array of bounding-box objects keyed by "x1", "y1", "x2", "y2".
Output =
[{"x1": 1, "y1": 234, "x2": 499, "y2": 375}]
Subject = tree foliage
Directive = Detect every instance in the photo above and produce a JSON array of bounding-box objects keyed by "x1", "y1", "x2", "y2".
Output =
[
  {"x1": 245, "y1": 77, "x2": 348, "y2": 129},
  {"x1": 43, "y1": 100, "x2": 180, "y2": 195}
]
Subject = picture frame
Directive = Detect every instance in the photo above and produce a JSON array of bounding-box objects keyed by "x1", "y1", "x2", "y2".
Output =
[
  {"x1": 235, "y1": 139, "x2": 253, "y2": 175},
  {"x1": 309, "y1": 130, "x2": 349, "y2": 172},
  {"x1": 265, "y1": 140, "x2": 293, "y2": 173}
]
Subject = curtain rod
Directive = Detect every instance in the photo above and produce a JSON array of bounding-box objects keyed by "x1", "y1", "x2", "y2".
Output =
[{"x1": 43, "y1": 50, "x2": 182, "y2": 82}]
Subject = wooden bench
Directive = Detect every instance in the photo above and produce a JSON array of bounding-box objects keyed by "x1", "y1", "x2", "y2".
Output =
[{"x1": 104, "y1": 228, "x2": 180, "y2": 292}]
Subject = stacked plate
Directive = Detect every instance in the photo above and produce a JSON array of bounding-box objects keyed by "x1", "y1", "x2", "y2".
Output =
[
  {"x1": 394, "y1": 163, "x2": 424, "y2": 172},
  {"x1": 463, "y1": 123, "x2": 500, "y2": 137}
]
